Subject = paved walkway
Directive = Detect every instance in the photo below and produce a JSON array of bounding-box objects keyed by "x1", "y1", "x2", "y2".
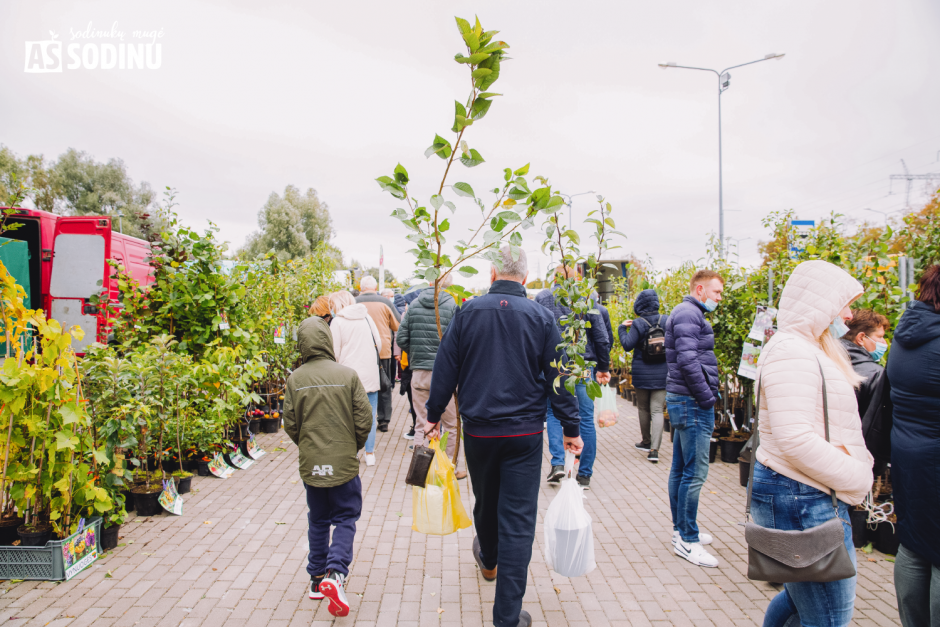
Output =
[{"x1": 0, "y1": 393, "x2": 900, "y2": 627}]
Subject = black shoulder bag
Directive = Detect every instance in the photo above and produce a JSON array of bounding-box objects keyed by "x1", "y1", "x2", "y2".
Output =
[
  {"x1": 744, "y1": 358, "x2": 856, "y2": 583},
  {"x1": 364, "y1": 320, "x2": 391, "y2": 393}
]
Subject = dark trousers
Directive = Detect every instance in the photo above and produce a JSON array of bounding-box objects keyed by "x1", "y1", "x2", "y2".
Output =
[
  {"x1": 464, "y1": 433, "x2": 542, "y2": 627},
  {"x1": 377, "y1": 358, "x2": 395, "y2": 426},
  {"x1": 895, "y1": 543, "x2": 939, "y2": 627},
  {"x1": 305, "y1": 477, "x2": 362, "y2": 577}
]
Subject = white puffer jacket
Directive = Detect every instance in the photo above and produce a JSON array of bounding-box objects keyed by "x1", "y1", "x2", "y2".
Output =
[
  {"x1": 330, "y1": 304, "x2": 383, "y2": 393},
  {"x1": 756, "y1": 260, "x2": 874, "y2": 506}
]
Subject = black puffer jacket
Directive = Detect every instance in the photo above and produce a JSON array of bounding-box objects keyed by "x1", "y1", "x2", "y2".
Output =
[
  {"x1": 841, "y1": 339, "x2": 892, "y2": 462},
  {"x1": 396, "y1": 287, "x2": 457, "y2": 371}
]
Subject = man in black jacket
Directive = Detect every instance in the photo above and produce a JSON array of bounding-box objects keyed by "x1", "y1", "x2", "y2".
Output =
[{"x1": 426, "y1": 247, "x2": 581, "y2": 627}]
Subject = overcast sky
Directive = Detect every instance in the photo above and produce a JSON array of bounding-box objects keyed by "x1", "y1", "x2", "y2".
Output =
[{"x1": 4, "y1": 0, "x2": 940, "y2": 288}]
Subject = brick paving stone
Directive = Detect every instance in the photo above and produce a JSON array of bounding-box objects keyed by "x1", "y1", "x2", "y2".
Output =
[{"x1": 0, "y1": 392, "x2": 900, "y2": 626}]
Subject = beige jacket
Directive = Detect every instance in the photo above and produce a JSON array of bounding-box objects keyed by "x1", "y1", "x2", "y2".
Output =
[
  {"x1": 331, "y1": 304, "x2": 383, "y2": 393},
  {"x1": 755, "y1": 260, "x2": 874, "y2": 506}
]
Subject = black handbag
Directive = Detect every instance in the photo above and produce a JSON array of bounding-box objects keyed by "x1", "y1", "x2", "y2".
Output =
[
  {"x1": 744, "y1": 358, "x2": 857, "y2": 583},
  {"x1": 365, "y1": 321, "x2": 391, "y2": 393}
]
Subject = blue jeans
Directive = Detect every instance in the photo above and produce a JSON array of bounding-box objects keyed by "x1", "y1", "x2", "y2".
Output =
[
  {"x1": 305, "y1": 476, "x2": 362, "y2": 576},
  {"x1": 667, "y1": 393, "x2": 713, "y2": 543},
  {"x1": 546, "y1": 374, "x2": 596, "y2": 477},
  {"x1": 895, "y1": 543, "x2": 940, "y2": 627},
  {"x1": 364, "y1": 392, "x2": 378, "y2": 453},
  {"x1": 751, "y1": 462, "x2": 857, "y2": 627}
]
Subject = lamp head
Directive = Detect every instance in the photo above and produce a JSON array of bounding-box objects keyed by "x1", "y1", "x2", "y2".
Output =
[
  {"x1": 765, "y1": 52, "x2": 786, "y2": 60},
  {"x1": 658, "y1": 61, "x2": 677, "y2": 69}
]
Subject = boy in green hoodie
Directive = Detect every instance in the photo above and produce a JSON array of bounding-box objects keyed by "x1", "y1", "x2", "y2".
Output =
[{"x1": 284, "y1": 317, "x2": 373, "y2": 617}]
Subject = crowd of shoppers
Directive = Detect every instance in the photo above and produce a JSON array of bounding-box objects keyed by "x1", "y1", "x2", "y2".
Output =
[{"x1": 286, "y1": 253, "x2": 937, "y2": 627}]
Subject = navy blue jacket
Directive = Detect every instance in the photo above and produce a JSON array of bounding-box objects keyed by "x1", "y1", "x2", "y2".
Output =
[
  {"x1": 886, "y1": 300, "x2": 940, "y2": 567},
  {"x1": 664, "y1": 295, "x2": 718, "y2": 408},
  {"x1": 598, "y1": 303, "x2": 613, "y2": 357},
  {"x1": 534, "y1": 286, "x2": 611, "y2": 372},
  {"x1": 427, "y1": 280, "x2": 580, "y2": 437},
  {"x1": 618, "y1": 289, "x2": 669, "y2": 390}
]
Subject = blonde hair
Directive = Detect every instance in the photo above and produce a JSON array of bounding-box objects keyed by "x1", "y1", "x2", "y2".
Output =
[
  {"x1": 819, "y1": 331, "x2": 864, "y2": 388},
  {"x1": 329, "y1": 290, "x2": 356, "y2": 314}
]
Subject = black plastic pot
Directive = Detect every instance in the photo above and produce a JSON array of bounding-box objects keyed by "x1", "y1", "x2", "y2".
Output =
[
  {"x1": 17, "y1": 524, "x2": 52, "y2": 547},
  {"x1": 174, "y1": 475, "x2": 192, "y2": 494},
  {"x1": 133, "y1": 489, "x2": 163, "y2": 516},
  {"x1": 260, "y1": 418, "x2": 279, "y2": 434},
  {"x1": 122, "y1": 489, "x2": 135, "y2": 512},
  {"x1": 663, "y1": 417, "x2": 670, "y2": 434},
  {"x1": 197, "y1": 460, "x2": 210, "y2": 477},
  {"x1": 709, "y1": 439, "x2": 718, "y2": 464},
  {"x1": 719, "y1": 438, "x2": 747, "y2": 463},
  {"x1": 249, "y1": 419, "x2": 261, "y2": 434},
  {"x1": 0, "y1": 516, "x2": 24, "y2": 546},
  {"x1": 738, "y1": 459, "x2": 751, "y2": 487},
  {"x1": 878, "y1": 522, "x2": 900, "y2": 556},
  {"x1": 850, "y1": 509, "x2": 869, "y2": 548},
  {"x1": 101, "y1": 523, "x2": 120, "y2": 551}
]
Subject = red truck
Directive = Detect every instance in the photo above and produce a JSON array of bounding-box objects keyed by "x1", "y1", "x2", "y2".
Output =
[{"x1": 1, "y1": 207, "x2": 153, "y2": 354}]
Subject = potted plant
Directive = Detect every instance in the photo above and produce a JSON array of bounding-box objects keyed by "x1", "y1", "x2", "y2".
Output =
[{"x1": 719, "y1": 430, "x2": 749, "y2": 463}]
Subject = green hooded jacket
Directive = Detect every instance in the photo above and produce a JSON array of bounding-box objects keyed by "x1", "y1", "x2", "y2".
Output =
[
  {"x1": 396, "y1": 287, "x2": 457, "y2": 371},
  {"x1": 284, "y1": 317, "x2": 373, "y2": 488}
]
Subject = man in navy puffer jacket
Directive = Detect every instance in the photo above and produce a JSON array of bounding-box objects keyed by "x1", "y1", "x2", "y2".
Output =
[
  {"x1": 535, "y1": 266, "x2": 610, "y2": 489},
  {"x1": 664, "y1": 269, "x2": 723, "y2": 568}
]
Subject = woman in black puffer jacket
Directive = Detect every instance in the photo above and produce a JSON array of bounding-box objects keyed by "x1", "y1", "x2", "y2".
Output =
[{"x1": 618, "y1": 289, "x2": 669, "y2": 463}]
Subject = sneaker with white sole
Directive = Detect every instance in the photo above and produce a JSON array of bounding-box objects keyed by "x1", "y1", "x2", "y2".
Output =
[
  {"x1": 319, "y1": 569, "x2": 350, "y2": 616},
  {"x1": 403, "y1": 428, "x2": 415, "y2": 440},
  {"x1": 635, "y1": 441, "x2": 651, "y2": 452},
  {"x1": 672, "y1": 530, "x2": 713, "y2": 546},
  {"x1": 309, "y1": 575, "x2": 325, "y2": 600},
  {"x1": 365, "y1": 453, "x2": 376, "y2": 467},
  {"x1": 675, "y1": 539, "x2": 719, "y2": 568}
]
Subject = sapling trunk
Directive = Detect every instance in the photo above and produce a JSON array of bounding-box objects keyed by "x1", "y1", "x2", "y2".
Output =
[
  {"x1": 176, "y1": 384, "x2": 183, "y2": 474},
  {"x1": 0, "y1": 402, "x2": 14, "y2": 521}
]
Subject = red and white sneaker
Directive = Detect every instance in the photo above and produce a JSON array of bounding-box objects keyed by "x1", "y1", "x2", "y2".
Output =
[
  {"x1": 319, "y1": 569, "x2": 350, "y2": 617},
  {"x1": 309, "y1": 575, "x2": 325, "y2": 600}
]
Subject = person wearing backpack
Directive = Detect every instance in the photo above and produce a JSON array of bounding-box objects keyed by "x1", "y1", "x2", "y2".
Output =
[{"x1": 618, "y1": 289, "x2": 669, "y2": 463}]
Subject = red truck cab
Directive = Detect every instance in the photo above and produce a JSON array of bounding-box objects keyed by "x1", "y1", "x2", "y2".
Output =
[{"x1": 1, "y1": 207, "x2": 153, "y2": 353}]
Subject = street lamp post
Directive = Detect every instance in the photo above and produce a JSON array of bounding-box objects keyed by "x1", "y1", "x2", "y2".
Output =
[
  {"x1": 659, "y1": 53, "x2": 785, "y2": 258},
  {"x1": 558, "y1": 191, "x2": 596, "y2": 231}
]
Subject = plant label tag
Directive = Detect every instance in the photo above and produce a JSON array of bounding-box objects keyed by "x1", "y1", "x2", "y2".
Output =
[
  {"x1": 159, "y1": 479, "x2": 183, "y2": 515},
  {"x1": 228, "y1": 448, "x2": 254, "y2": 469},
  {"x1": 273, "y1": 322, "x2": 287, "y2": 344},
  {"x1": 219, "y1": 312, "x2": 230, "y2": 330},
  {"x1": 62, "y1": 518, "x2": 98, "y2": 580},
  {"x1": 246, "y1": 436, "x2": 266, "y2": 460},
  {"x1": 208, "y1": 453, "x2": 235, "y2": 479}
]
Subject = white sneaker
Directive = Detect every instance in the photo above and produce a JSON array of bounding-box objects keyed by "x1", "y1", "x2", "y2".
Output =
[
  {"x1": 319, "y1": 570, "x2": 350, "y2": 617},
  {"x1": 365, "y1": 453, "x2": 376, "y2": 467},
  {"x1": 675, "y1": 539, "x2": 719, "y2": 568},
  {"x1": 672, "y1": 530, "x2": 712, "y2": 546}
]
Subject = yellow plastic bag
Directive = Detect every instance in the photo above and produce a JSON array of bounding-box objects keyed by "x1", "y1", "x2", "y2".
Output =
[{"x1": 412, "y1": 438, "x2": 472, "y2": 535}]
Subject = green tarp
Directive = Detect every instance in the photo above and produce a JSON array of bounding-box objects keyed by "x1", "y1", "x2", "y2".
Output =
[{"x1": 0, "y1": 236, "x2": 33, "y2": 356}]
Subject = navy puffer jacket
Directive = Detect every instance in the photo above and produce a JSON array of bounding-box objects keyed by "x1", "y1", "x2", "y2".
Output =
[
  {"x1": 535, "y1": 286, "x2": 610, "y2": 372},
  {"x1": 664, "y1": 295, "x2": 718, "y2": 408},
  {"x1": 618, "y1": 289, "x2": 668, "y2": 390},
  {"x1": 886, "y1": 300, "x2": 940, "y2": 567}
]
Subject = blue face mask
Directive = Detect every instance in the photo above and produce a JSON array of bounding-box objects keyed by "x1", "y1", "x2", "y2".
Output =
[
  {"x1": 829, "y1": 317, "x2": 849, "y2": 339},
  {"x1": 868, "y1": 339, "x2": 888, "y2": 362},
  {"x1": 703, "y1": 298, "x2": 718, "y2": 312}
]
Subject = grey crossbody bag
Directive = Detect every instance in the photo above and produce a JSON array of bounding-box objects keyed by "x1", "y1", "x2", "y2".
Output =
[{"x1": 744, "y1": 358, "x2": 856, "y2": 583}]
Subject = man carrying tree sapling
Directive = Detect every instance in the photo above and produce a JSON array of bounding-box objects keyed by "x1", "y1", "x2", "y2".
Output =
[{"x1": 284, "y1": 316, "x2": 374, "y2": 617}]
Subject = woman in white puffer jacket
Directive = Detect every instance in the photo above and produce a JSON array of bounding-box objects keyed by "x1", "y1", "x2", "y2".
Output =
[
  {"x1": 752, "y1": 260, "x2": 874, "y2": 627},
  {"x1": 329, "y1": 291, "x2": 383, "y2": 466}
]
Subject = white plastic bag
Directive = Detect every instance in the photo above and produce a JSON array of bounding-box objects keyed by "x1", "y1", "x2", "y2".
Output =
[
  {"x1": 543, "y1": 452, "x2": 595, "y2": 577},
  {"x1": 595, "y1": 384, "x2": 618, "y2": 428}
]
